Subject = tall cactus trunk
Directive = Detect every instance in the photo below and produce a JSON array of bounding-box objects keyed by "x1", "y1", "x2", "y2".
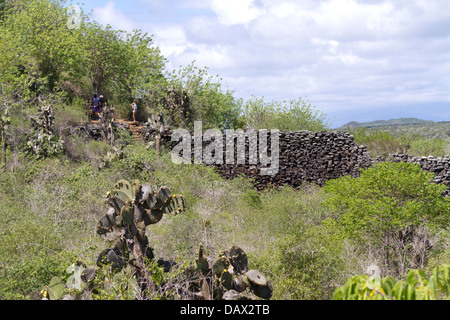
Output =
[
  {"x1": 132, "y1": 235, "x2": 155, "y2": 297},
  {"x1": 1, "y1": 129, "x2": 5, "y2": 170}
]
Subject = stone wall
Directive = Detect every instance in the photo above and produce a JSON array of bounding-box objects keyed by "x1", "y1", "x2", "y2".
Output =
[
  {"x1": 161, "y1": 129, "x2": 373, "y2": 190},
  {"x1": 217, "y1": 130, "x2": 375, "y2": 190},
  {"x1": 141, "y1": 126, "x2": 450, "y2": 196}
]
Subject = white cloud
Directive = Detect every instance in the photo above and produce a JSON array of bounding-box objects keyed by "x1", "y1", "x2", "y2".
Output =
[
  {"x1": 152, "y1": 26, "x2": 188, "y2": 57},
  {"x1": 92, "y1": 2, "x2": 136, "y2": 32},
  {"x1": 209, "y1": 0, "x2": 265, "y2": 26}
]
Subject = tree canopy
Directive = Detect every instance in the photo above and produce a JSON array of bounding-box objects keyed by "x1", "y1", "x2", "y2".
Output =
[{"x1": 0, "y1": 0, "x2": 329, "y2": 130}]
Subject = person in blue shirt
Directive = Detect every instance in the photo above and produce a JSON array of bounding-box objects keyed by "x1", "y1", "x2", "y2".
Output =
[{"x1": 92, "y1": 94, "x2": 100, "y2": 119}]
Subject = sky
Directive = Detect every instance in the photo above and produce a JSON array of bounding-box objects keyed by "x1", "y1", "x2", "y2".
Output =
[{"x1": 79, "y1": 0, "x2": 450, "y2": 128}]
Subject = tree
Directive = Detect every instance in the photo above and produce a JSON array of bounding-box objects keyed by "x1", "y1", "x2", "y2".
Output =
[
  {"x1": 122, "y1": 29, "x2": 167, "y2": 99},
  {"x1": 168, "y1": 61, "x2": 244, "y2": 130},
  {"x1": 323, "y1": 162, "x2": 450, "y2": 277},
  {"x1": 0, "y1": 0, "x2": 86, "y2": 99},
  {"x1": 81, "y1": 22, "x2": 129, "y2": 97}
]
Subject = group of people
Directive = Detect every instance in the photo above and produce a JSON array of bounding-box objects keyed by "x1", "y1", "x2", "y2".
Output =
[
  {"x1": 88, "y1": 93, "x2": 106, "y2": 120},
  {"x1": 87, "y1": 94, "x2": 138, "y2": 123}
]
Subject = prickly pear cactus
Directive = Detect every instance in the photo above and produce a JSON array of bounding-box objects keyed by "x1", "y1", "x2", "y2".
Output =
[
  {"x1": 95, "y1": 178, "x2": 187, "y2": 296},
  {"x1": 66, "y1": 261, "x2": 90, "y2": 291},
  {"x1": 41, "y1": 178, "x2": 274, "y2": 301},
  {"x1": 195, "y1": 244, "x2": 210, "y2": 273},
  {"x1": 97, "y1": 179, "x2": 187, "y2": 241},
  {"x1": 99, "y1": 146, "x2": 124, "y2": 169},
  {"x1": 25, "y1": 104, "x2": 64, "y2": 159},
  {"x1": 244, "y1": 269, "x2": 273, "y2": 299},
  {"x1": 224, "y1": 246, "x2": 248, "y2": 275},
  {"x1": 144, "y1": 113, "x2": 165, "y2": 154},
  {"x1": 186, "y1": 245, "x2": 273, "y2": 300},
  {"x1": 41, "y1": 260, "x2": 96, "y2": 300}
]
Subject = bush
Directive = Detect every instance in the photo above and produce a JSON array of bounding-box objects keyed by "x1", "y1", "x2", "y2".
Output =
[
  {"x1": 0, "y1": 213, "x2": 71, "y2": 299},
  {"x1": 408, "y1": 137, "x2": 448, "y2": 157},
  {"x1": 349, "y1": 127, "x2": 408, "y2": 158},
  {"x1": 241, "y1": 96, "x2": 329, "y2": 131},
  {"x1": 333, "y1": 264, "x2": 450, "y2": 300},
  {"x1": 323, "y1": 162, "x2": 450, "y2": 278},
  {"x1": 252, "y1": 221, "x2": 359, "y2": 300}
]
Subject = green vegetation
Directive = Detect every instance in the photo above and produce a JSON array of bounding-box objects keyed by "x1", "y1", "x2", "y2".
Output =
[
  {"x1": 333, "y1": 264, "x2": 450, "y2": 300},
  {"x1": 241, "y1": 96, "x2": 329, "y2": 131},
  {"x1": 323, "y1": 162, "x2": 450, "y2": 278},
  {"x1": 340, "y1": 117, "x2": 439, "y2": 129},
  {"x1": 1, "y1": 127, "x2": 449, "y2": 300},
  {"x1": 346, "y1": 126, "x2": 449, "y2": 158},
  {"x1": 0, "y1": 0, "x2": 448, "y2": 301}
]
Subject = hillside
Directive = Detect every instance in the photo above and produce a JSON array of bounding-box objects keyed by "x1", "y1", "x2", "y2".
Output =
[
  {"x1": 338, "y1": 117, "x2": 447, "y2": 129},
  {"x1": 337, "y1": 118, "x2": 450, "y2": 142}
]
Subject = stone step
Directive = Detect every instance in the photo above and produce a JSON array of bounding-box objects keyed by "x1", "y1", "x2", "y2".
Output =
[{"x1": 87, "y1": 119, "x2": 145, "y2": 142}]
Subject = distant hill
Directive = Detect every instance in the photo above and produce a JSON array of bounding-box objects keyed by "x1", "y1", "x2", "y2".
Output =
[
  {"x1": 337, "y1": 118, "x2": 447, "y2": 130},
  {"x1": 336, "y1": 118, "x2": 450, "y2": 140}
]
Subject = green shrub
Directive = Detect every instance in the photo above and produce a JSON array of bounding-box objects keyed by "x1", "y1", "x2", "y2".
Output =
[
  {"x1": 252, "y1": 221, "x2": 358, "y2": 300},
  {"x1": 241, "y1": 189, "x2": 263, "y2": 209},
  {"x1": 323, "y1": 162, "x2": 450, "y2": 277},
  {"x1": 333, "y1": 264, "x2": 450, "y2": 300},
  {"x1": 408, "y1": 138, "x2": 448, "y2": 157},
  {"x1": 349, "y1": 127, "x2": 408, "y2": 158},
  {"x1": 241, "y1": 96, "x2": 329, "y2": 131},
  {"x1": 0, "y1": 214, "x2": 72, "y2": 299}
]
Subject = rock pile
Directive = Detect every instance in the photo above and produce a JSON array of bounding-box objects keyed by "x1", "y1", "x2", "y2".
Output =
[{"x1": 61, "y1": 122, "x2": 131, "y2": 141}]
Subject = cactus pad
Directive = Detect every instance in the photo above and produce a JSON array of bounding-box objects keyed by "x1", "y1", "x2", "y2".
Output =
[
  {"x1": 107, "y1": 248, "x2": 125, "y2": 272},
  {"x1": 143, "y1": 209, "x2": 163, "y2": 225},
  {"x1": 138, "y1": 184, "x2": 154, "y2": 204},
  {"x1": 212, "y1": 257, "x2": 229, "y2": 277},
  {"x1": 121, "y1": 204, "x2": 134, "y2": 226},
  {"x1": 47, "y1": 277, "x2": 65, "y2": 300},
  {"x1": 154, "y1": 186, "x2": 172, "y2": 208},
  {"x1": 195, "y1": 244, "x2": 210, "y2": 273},
  {"x1": 232, "y1": 275, "x2": 249, "y2": 293},
  {"x1": 66, "y1": 263, "x2": 86, "y2": 291},
  {"x1": 220, "y1": 271, "x2": 233, "y2": 290},
  {"x1": 225, "y1": 246, "x2": 248, "y2": 274},
  {"x1": 81, "y1": 268, "x2": 96, "y2": 283},
  {"x1": 245, "y1": 270, "x2": 273, "y2": 300},
  {"x1": 111, "y1": 179, "x2": 135, "y2": 204},
  {"x1": 161, "y1": 194, "x2": 187, "y2": 215},
  {"x1": 108, "y1": 196, "x2": 126, "y2": 215}
]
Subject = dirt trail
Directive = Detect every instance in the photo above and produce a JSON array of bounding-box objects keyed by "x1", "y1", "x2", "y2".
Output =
[{"x1": 115, "y1": 119, "x2": 144, "y2": 142}]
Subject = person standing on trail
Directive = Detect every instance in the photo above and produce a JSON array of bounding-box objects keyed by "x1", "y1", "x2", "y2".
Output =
[
  {"x1": 92, "y1": 93, "x2": 100, "y2": 119},
  {"x1": 131, "y1": 99, "x2": 137, "y2": 123},
  {"x1": 98, "y1": 95, "x2": 105, "y2": 117}
]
